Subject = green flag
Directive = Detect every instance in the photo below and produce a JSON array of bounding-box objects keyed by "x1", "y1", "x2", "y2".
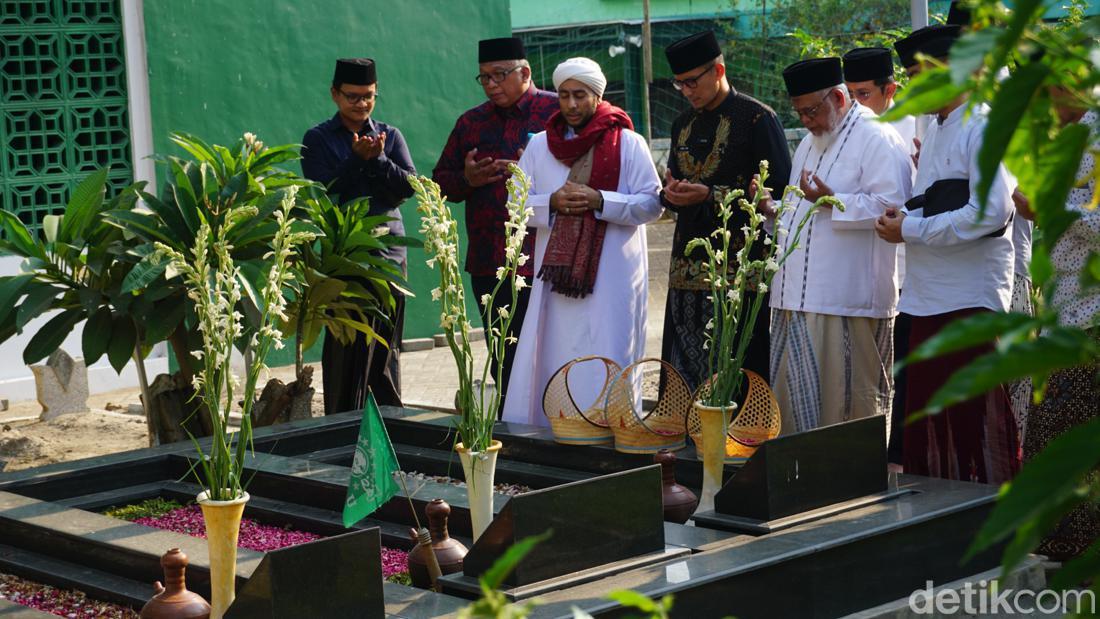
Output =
[{"x1": 343, "y1": 392, "x2": 401, "y2": 528}]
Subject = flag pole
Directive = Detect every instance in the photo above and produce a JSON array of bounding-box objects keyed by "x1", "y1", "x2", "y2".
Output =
[{"x1": 373, "y1": 388, "x2": 444, "y2": 591}]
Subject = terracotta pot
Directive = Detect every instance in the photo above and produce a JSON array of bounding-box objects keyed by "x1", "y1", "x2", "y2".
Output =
[
  {"x1": 654, "y1": 450, "x2": 698, "y2": 523},
  {"x1": 198, "y1": 490, "x2": 249, "y2": 619},
  {"x1": 455, "y1": 440, "x2": 502, "y2": 541},
  {"x1": 407, "y1": 499, "x2": 468, "y2": 588},
  {"x1": 140, "y1": 548, "x2": 210, "y2": 619}
]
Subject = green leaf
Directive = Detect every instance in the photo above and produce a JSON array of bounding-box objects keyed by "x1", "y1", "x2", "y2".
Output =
[
  {"x1": 16, "y1": 284, "x2": 63, "y2": 331},
  {"x1": 881, "y1": 68, "x2": 965, "y2": 121},
  {"x1": 606, "y1": 590, "x2": 657, "y2": 613},
  {"x1": 250, "y1": 144, "x2": 301, "y2": 171},
  {"x1": 0, "y1": 274, "x2": 35, "y2": 324},
  {"x1": 480, "y1": 531, "x2": 552, "y2": 591},
  {"x1": 42, "y1": 215, "x2": 61, "y2": 244},
  {"x1": 121, "y1": 252, "x2": 169, "y2": 294},
  {"x1": 0, "y1": 211, "x2": 48, "y2": 261},
  {"x1": 949, "y1": 28, "x2": 1002, "y2": 85},
  {"x1": 988, "y1": 0, "x2": 1045, "y2": 80},
  {"x1": 143, "y1": 299, "x2": 184, "y2": 345},
  {"x1": 23, "y1": 308, "x2": 82, "y2": 365},
  {"x1": 82, "y1": 306, "x2": 113, "y2": 365},
  {"x1": 107, "y1": 315, "x2": 137, "y2": 373},
  {"x1": 902, "y1": 312, "x2": 1038, "y2": 370},
  {"x1": 964, "y1": 416, "x2": 1100, "y2": 561},
  {"x1": 1032, "y1": 123, "x2": 1091, "y2": 249},
  {"x1": 139, "y1": 192, "x2": 193, "y2": 242},
  {"x1": 1082, "y1": 251, "x2": 1100, "y2": 291},
  {"x1": 976, "y1": 62, "x2": 1049, "y2": 209},
  {"x1": 104, "y1": 211, "x2": 175, "y2": 246},
  {"x1": 920, "y1": 327, "x2": 1098, "y2": 416},
  {"x1": 60, "y1": 168, "x2": 108, "y2": 243}
]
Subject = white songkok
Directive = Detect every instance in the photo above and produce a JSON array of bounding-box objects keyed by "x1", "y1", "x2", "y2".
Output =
[{"x1": 552, "y1": 57, "x2": 607, "y2": 98}]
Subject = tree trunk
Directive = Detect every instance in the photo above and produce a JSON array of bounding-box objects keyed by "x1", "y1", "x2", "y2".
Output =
[
  {"x1": 145, "y1": 372, "x2": 213, "y2": 445},
  {"x1": 132, "y1": 336, "x2": 160, "y2": 447},
  {"x1": 251, "y1": 365, "x2": 315, "y2": 427}
]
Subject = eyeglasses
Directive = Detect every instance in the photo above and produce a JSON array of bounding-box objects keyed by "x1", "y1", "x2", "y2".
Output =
[
  {"x1": 475, "y1": 66, "x2": 521, "y2": 86},
  {"x1": 670, "y1": 63, "x2": 715, "y2": 91},
  {"x1": 339, "y1": 90, "x2": 377, "y2": 105},
  {"x1": 794, "y1": 93, "x2": 831, "y2": 120}
]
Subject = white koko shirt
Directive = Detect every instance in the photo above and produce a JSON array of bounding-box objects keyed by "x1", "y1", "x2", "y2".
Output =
[
  {"x1": 899, "y1": 104, "x2": 1015, "y2": 316},
  {"x1": 772, "y1": 102, "x2": 913, "y2": 318}
]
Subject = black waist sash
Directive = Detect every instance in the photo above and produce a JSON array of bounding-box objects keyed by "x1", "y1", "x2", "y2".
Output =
[{"x1": 905, "y1": 178, "x2": 1008, "y2": 238}]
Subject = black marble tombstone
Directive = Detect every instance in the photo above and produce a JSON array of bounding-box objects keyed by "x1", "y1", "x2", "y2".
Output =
[
  {"x1": 440, "y1": 465, "x2": 689, "y2": 600},
  {"x1": 223, "y1": 527, "x2": 385, "y2": 618},
  {"x1": 693, "y1": 416, "x2": 910, "y2": 534}
]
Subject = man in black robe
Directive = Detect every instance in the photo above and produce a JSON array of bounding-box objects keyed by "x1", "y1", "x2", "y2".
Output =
[{"x1": 659, "y1": 31, "x2": 792, "y2": 393}]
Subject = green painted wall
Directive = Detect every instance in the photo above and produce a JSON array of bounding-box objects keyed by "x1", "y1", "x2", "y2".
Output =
[
  {"x1": 143, "y1": 0, "x2": 512, "y2": 362},
  {"x1": 513, "y1": 0, "x2": 741, "y2": 30}
]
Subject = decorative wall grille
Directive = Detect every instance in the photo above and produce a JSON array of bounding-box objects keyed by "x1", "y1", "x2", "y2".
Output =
[{"x1": 1, "y1": 0, "x2": 132, "y2": 232}]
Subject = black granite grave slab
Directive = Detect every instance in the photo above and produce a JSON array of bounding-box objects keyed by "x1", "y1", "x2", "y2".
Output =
[
  {"x1": 225, "y1": 527, "x2": 385, "y2": 619},
  {"x1": 441, "y1": 466, "x2": 690, "y2": 601},
  {"x1": 0, "y1": 599, "x2": 55, "y2": 618},
  {"x1": 692, "y1": 416, "x2": 888, "y2": 532},
  {"x1": 522, "y1": 475, "x2": 1003, "y2": 618}
]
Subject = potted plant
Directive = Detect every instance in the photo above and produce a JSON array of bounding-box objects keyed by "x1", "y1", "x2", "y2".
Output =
[
  {"x1": 409, "y1": 165, "x2": 531, "y2": 541},
  {"x1": 153, "y1": 187, "x2": 314, "y2": 618},
  {"x1": 688, "y1": 161, "x2": 839, "y2": 512}
]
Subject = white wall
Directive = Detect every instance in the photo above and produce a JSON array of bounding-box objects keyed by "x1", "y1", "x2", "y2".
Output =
[{"x1": 0, "y1": 256, "x2": 169, "y2": 403}]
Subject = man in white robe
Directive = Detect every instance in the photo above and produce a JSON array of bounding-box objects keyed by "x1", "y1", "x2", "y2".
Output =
[
  {"x1": 502, "y1": 58, "x2": 663, "y2": 426},
  {"x1": 765, "y1": 57, "x2": 913, "y2": 435}
]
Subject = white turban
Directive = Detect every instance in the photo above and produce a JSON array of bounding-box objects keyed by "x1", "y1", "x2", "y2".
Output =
[{"x1": 552, "y1": 57, "x2": 607, "y2": 98}]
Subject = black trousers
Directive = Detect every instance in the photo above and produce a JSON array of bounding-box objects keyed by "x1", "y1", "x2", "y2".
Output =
[
  {"x1": 888, "y1": 311, "x2": 911, "y2": 464},
  {"x1": 322, "y1": 290, "x2": 404, "y2": 415},
  {"x1": 470, "y1": 274, "x2": 531, "y2": 417}
]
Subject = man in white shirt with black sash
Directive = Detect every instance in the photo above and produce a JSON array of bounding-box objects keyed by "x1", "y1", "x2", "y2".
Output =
[
  {"x1": 875, "y1": 25, "x2": 1020, "y2": 484},
  {"x1": 767, "y1": 57, "x2": 912, "y2": 436}
]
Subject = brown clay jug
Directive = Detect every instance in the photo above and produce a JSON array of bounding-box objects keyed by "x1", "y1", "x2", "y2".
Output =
[
  {"x1": 656, "y1": 449, "x2": 699, "y2": 523},
  {"x1": 407, "y1": 498, "x2": 469, "y2": 588},
  {"x1": 140, "y1": 548, "x2": 211, "y2": 619}
]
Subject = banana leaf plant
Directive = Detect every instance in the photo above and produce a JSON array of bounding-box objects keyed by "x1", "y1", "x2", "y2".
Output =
[
  {"x1": 0, "y1": 169, "x2": 165, "y2": 440},
  {"x1": 284, "y1": 188, "x2": 416, "y2": 377}
]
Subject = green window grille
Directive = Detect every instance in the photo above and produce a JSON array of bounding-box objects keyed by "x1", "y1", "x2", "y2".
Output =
[{"x1": 1, "y1": 0, "x2": 132, "y2": 233}]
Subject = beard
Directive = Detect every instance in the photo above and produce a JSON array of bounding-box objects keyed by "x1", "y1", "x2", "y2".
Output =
[{"x1": 809, "y1": 106, "x2": 843, "y2": 151}]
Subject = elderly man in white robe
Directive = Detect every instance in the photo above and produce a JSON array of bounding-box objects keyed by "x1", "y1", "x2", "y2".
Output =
[
  {"x1": 763, "y1": 57, "x2": 913, "y2": 435},
  {"x1": 502, "y1": 58, "x2": 663, "y2": 426}
]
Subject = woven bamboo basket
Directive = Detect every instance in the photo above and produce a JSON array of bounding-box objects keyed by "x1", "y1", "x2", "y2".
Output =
[
  {"x1": 688, "y1": 369, "x2": 782, "y2": 463},
  {"x1": 541, "y1": 356, "x2": 619, "y2": 445},
  {"x1": 605, "y1": 358, "x2": 689, "y2": 454}
]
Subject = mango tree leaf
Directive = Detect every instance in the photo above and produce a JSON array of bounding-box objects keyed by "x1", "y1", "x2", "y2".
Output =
[
  {"x1": 881, "y1": 68, "x2": 966, "y2": 121},
  {"x1": 82, "y1": 306, "x2": 113, "y2": 365},
  {"x1": 964, "y1": 416, "x2": 1100, "y2": 561},
  {"x1": 16, "y1": 284, "x2": 63, "y2": 331},
  {"x1": 107, "y1": 314, "x2": 137, "y2": 373},
  {"x1": 1032, "y1": 123, "x2": 1091, "y2": 250},
  {"x1": 977, "y1": 62, "x2": 1050, "y2": 209},
  {"x1": 949, "y1": 28, "x2": 1002, "y2": 85},
  {"x1": 250, "y1": 145, "x2": 301, "y2": 171},
  {"x1": 0, "y1": 274, "x2": 35, "y2": 324},
  {"x1": 60, "y1": 168, "x2": 108, "y2": 243},
  {"x1": 988, "y1": 0, "x2": 1045, "y2": 78},
  {"x1": 1082, "y1": 251, "x2": 1100, "y2": 291},
  {"x1": 920, "y1": 326, "x2": 1098, "y2": 415},
  {"x1": 480, "y1": 531, "x2": 551, "y2": 591},
  {"x1": 996, "y1": 489, "x2": 1088, "y2": 580},
  {"x1": 606, "y1": 590, "x2": 657, "y2": 613},
  {"x1": 23, "y1": 308, "x2": 82, "y2": 365},
  {"x1": 139, "y1": 192, "x2": 193, "y2": 242}
]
